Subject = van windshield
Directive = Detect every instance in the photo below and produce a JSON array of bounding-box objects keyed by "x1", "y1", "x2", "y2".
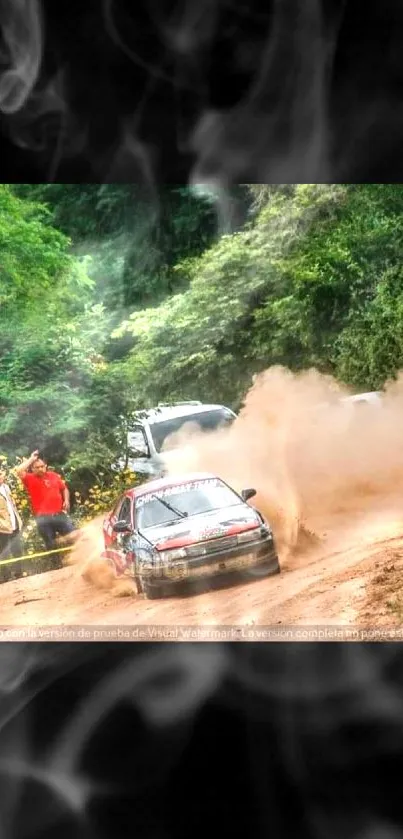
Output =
[{"x1": 149, "y1": 409, "x2": 235, "y2": 454}]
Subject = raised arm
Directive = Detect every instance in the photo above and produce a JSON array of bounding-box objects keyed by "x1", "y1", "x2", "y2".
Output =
[
  {"x1": 62, "y1": 484, "x2": 70, "y2": 514},
  {"x1": 14, "y1": 450, "x2": 39, "y2": 479}
]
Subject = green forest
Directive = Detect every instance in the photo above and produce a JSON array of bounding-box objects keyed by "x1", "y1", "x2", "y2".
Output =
[{"x1": 2, "y1": 182, "x2": 403, "y2": 556}]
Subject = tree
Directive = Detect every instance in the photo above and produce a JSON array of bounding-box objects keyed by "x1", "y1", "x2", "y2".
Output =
[
  {"x1": 0, "y1": 184, "x2": 72, "y2": 316},
  {"x1": 248, "y1": 184, "x2": 403, "y2": 381},
  {"x1": 0, "y1": 186, "x2": 127, "y2": 495},
  {"x1": 12, "y1": 184, "x2": 219, "y2": 309},
  {"x1": 112, "y1": 185, "x2": 349, "y2": 406}
]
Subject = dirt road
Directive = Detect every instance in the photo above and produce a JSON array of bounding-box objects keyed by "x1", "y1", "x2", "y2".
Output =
[{"x1": 1, "y1": 497, "x2": 403, "y2": 640}]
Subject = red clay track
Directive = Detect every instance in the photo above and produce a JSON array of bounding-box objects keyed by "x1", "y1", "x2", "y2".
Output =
[{"x1": 1, "y1": 498, "x2": 403, "y2": 637}]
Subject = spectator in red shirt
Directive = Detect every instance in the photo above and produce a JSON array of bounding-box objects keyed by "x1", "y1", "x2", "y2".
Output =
[{"x1": 15, "y1": 450, "x2": 79, "y2": 551}]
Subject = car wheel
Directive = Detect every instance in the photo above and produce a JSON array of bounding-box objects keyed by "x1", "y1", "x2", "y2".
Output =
[
  {"x1": 259, "y1": 555, "x2": 281, "y2": 575},
  {"x1": 240, "y1": 556, "x2": 281, "y2": 582},
  {"x1": 133, "y1": 575, "x2": 144, "y2": 596},
  {"x1": 141, "y1": 578, "x2": 165, "y2": 600},
  {"x1": 105, "y1": 557, "x2": 118, "y2": 577}
]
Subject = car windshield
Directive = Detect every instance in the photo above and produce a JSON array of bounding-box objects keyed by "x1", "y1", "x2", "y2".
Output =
[
  {"x1": 149, "y1": 409, "x2": 235, "y2": 454},
  {"x1": 136, "y1": 478, "x2": 241, "y2": 529}
]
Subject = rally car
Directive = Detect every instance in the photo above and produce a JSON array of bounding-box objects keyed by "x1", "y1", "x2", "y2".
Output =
[{"x1": 102, "y1": 472, "x2": 280, "y2": 599}]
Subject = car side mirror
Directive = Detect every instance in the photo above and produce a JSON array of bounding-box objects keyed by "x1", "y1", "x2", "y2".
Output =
[
  {"x1": 241, "y1": 488, "x2": 257, "y2": 502},
  {"x1": 113, "y1": 520, "x2": 133, "y2": 534}
]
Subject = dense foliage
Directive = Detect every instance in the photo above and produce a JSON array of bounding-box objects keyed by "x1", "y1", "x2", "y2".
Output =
[
  {"x1": 113, "y1": 184, "x2": 403, "y2": 404},
  {"x1": 12, "y1": 184, "x2": 219, "y2": 310},
  {"x1": 2, "y1": 182, "x2": 403, "y2": 576}
]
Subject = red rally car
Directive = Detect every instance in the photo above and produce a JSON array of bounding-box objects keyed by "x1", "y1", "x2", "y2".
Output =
[{"x1": 102, "y1": 472, "x2": 280, "y2": 599}]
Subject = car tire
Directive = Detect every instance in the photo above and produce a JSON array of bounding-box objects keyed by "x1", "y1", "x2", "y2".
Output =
[
  {"x1": 105, "y1": 557, "x2": 118, "y2": 577},
  {"x1": 240, "y1": 556, "x2": 281, "y2": 582},
  {"x1": 141, "y1": 578, "x2": 165, "y2": 599},
  {"x1": 133, "y1": 575, "x2": 144, "y2": 596},
  {"x1": 259, "y1": 556, "x2": 281, "y2": 575}
]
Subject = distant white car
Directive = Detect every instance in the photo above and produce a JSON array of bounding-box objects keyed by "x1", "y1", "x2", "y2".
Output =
[
  {"x1": 315, "y1": 390, "x2": 383, "y2": 413},
  {"x1": 340, "y1": 391, "x2": 383, "y2": 408},
  {"x1": 311, "y1": 391, "x2": 384, "y2": 431}
]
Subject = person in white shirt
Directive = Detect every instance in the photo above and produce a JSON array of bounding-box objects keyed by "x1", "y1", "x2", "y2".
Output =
[{"x1": 0, "y1": 470, "x2": 24, "y2": 563}]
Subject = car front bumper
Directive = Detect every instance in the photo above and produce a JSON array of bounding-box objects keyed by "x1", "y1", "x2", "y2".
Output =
[{"x1": 140, "y1": 534, "x2": 279, "y2": 588}]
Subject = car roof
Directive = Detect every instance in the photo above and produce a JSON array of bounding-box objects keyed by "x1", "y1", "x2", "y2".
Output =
[
  {"x1": 133, "y1": 404, "x2": 235, "y2": 424},
  {"x1": 127, "y1": 472, "x2": 220, "y2": 500}
]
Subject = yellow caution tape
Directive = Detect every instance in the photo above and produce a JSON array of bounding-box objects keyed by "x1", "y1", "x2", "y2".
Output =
[{"x1": 0, "y1": 545, "x2": 73, "y2": 567}]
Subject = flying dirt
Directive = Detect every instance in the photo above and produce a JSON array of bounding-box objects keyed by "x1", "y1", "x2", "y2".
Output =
[{"x1": 2, "y1": 365, "x2": 403, "y2": 636}]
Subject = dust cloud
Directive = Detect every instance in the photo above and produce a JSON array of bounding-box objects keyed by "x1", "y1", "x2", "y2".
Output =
[
  {"x1": 161, "y1": 366, "x2": 403, "y2": 561},
  {"x1": 65, "y1": 515, "x2": 133, "y2": 597},
  {"x1": 65, "y1": 364, "x2": 403, "y2": 589}
]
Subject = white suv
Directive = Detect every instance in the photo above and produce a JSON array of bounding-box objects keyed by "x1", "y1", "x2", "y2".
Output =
[{"x1": 125, "y1": 402, "x2": 237, "y2": 478}]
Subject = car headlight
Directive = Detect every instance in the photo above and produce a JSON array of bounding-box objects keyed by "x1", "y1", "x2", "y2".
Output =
[
  {"x1": 237, "y1": 527, "x2": 261, "y2": 544},
  {"x1": 158, "y1": 548, "x2": 187, "y2": 563},
  {"x1": 260, "y1": 524, "x2": 273, "y2": 538}
]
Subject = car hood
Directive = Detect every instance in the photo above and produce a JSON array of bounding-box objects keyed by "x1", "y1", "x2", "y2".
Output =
[{"x1": 139, "y1": 504, "x2": 261, "y2": 551}]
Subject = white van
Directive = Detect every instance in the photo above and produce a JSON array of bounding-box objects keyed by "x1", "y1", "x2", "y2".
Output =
[{"x1": 125, "y1": 402, "x2": 237, "y2": 478}]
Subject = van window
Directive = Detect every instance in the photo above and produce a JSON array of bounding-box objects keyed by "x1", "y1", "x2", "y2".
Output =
[{"x1": 127, "y1": 427, "x2": 149, "y2": 458}]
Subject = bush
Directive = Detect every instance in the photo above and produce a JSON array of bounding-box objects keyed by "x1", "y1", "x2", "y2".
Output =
[{"x1": 73, "y1": 468, "x2": 140, "y2": 523}]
